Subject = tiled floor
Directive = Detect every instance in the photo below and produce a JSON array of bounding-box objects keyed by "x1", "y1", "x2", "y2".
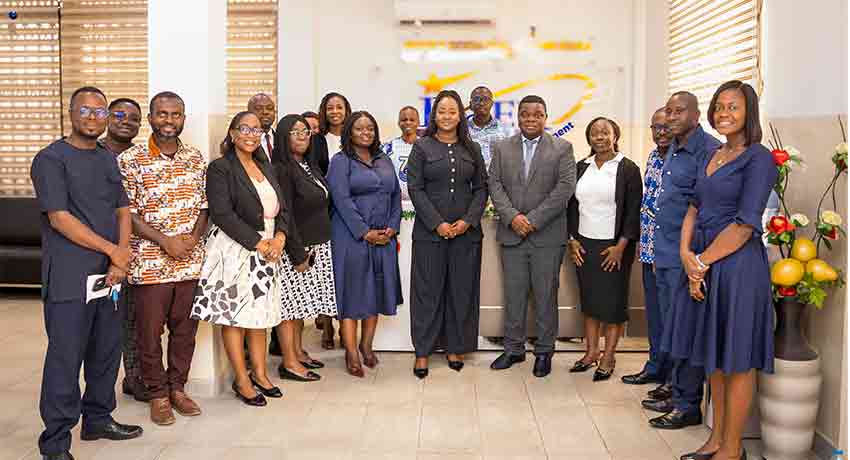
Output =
[{"x1": 0, "y1": 292, "x2": 817, "y2": 460}]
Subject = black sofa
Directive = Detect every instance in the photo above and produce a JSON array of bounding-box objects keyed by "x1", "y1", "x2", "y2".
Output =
[{"x1": 0, "y1": 197, "x2": 43, "y2": 285}]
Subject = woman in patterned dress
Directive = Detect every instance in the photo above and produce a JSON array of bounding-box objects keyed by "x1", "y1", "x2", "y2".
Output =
[
  {"x1": 271, "y1": 114, "x2": 338, "y2": 382},
  {"x1": 191, "y1": 111, "x2": 288, "y2": 406}
]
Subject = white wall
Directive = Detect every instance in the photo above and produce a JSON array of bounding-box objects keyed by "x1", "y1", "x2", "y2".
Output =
[{"x1": 279, "y1": 0, "x2": 654, "y2": 158}]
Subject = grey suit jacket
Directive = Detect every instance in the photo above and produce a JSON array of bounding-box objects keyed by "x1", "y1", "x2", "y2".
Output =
[{"x1": 487, "y1": 132, "x2": 576, "y2": 247}]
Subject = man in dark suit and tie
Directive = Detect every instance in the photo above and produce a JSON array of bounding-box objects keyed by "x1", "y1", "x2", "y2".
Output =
[
  {"x1": 248, "y1": 93, "x2": 276, "y2": 162},
  {"x1": 487, "y1": 95, "x2": 576, "y2": 377}
]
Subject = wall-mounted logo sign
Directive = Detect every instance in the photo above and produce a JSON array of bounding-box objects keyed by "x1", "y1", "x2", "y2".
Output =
[{"x1": 402, "y1": 40, "x2": 592, "y2": 62}]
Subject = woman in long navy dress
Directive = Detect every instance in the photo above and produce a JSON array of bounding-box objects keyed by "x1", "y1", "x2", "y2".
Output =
[
  {"x1": 673, "y1": 81, "x2": 777, "y2": 460},
  {"x1": 327, "y1": 111, "x2": 403, "y2": 377}
]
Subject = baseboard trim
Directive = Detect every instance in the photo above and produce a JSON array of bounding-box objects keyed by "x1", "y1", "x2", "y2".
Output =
[{"x1": 812, "y1": 430, "x2": 837, "y2": 460}]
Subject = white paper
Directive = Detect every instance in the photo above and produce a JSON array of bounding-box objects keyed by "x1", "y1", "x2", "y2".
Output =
[{"x1": 86, "y1": 274, "x2": 122, "y2": 304}]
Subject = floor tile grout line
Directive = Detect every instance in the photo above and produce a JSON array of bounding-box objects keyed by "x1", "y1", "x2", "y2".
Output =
[{"x1": 523, "y1": 374, "x2": 551, "y2": 459}]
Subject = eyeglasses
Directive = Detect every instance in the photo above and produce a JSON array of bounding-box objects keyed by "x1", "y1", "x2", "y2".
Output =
[
  {"x1": 235, "y1": 125, "x2": 264, "y2": 137},
  {"x1": 650, "y1": 124, "x2": 670, "y2": 132},
  {"x1": 111, "y1": 111, "x2": 141, "y2": 123},
  {"x1": 471, "y1": 95, "x2": 493, "y2": 104},
  {"x1": 289, "y1": 129, "x2": 311, "y2": 138},
  {"x1": 78, "y1": 106, "x2": 109, "y2": 120}
]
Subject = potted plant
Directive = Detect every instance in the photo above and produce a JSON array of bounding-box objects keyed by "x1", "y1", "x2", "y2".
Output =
[{"x1": 759, "y1": 120, "x2": 846, "y2": 460}]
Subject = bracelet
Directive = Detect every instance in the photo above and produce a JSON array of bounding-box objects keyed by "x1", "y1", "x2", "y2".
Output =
[{"x1": 695, "y1": 253, "x2": 708, "y2": 269}]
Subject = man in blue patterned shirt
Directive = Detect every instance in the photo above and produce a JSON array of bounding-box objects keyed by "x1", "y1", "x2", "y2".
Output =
[
  {"x1": 468, "y1": 86, "x2": 513, "y2": 167},
  {"x1": 622, "y1": 108, "x2": 673, "y2": 395}
]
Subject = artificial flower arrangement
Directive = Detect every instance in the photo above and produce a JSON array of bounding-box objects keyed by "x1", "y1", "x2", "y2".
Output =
[{"x1": 767, "y1": 120, "x2": 847, "y2": 307}]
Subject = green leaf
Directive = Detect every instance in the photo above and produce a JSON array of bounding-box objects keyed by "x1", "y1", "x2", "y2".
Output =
[
  {"x1": 823, "y1": 238, "x2": 833, "y2": 250},
  {"x1": 779, "y1": 233, "x2": 792, "y2": 243}
]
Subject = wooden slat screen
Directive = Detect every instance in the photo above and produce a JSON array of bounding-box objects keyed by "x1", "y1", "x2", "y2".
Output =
[
  {"x1": 0, "y1": 1, "x2": 60, "y2": 197},
  {"x1": 59, "y1": 0, "x2": 148, "y2": 138},
  {"x1": 226, "y1": 0, "x2": 277, "y2": 121},
  {"x1": 668, "y1": 0, "x2": 762, "y2": 120}
]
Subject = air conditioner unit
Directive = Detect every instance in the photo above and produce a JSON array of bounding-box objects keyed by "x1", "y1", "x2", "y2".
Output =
[{"x1": 394, "y1": 0, "x2": 495, "y2": 26}]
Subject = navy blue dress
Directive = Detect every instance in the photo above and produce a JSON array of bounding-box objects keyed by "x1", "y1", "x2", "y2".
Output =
[
  {"x1": 663, "y1": 143, "x2": 778, "y2": 375},
  {"x1": 327, "y1": 152, "x2": 403, "y2": 320}
]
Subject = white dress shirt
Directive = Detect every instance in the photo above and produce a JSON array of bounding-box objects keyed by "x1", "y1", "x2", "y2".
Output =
[
  {"x1": 325, "y1": 132, "x2": 342, "y2": 159},
  {"x1": 261, "y1": 129, "x2": 275, "y2": 162},
  {"x1": 575, "y1": 152, "x2": 624, "y2": 239}
]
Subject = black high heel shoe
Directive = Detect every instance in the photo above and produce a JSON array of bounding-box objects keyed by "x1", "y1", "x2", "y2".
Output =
[
  {"x1": 446, "y1": 355, "x2": 464, "y2": 372},
  {"x1": 413, "y1": 367, "x2": 429, "y2": 379},
  {"x1": 679, "y1": 450, "x2": 718, "y2": 460},
  {"x1": 232, "y1": 381, "x2": 267, "y2": 406},
  {"x1": 569, "y1": 359, "x2": 598, "y2": 373},
  {"x1": 593, "y1": 359, "x2": 616, "y2": 382},
  {"x1": 249, "y1": 373, "x2": 283, "y2": 398}
]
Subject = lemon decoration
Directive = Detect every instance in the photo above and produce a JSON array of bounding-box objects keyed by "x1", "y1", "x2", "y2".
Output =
[
  {"x1": 771, "y1": 258, "x2": 805, "y2": 286},
  {"x1": 790, "y1": 238, "x2": 818, "y2": 262}
]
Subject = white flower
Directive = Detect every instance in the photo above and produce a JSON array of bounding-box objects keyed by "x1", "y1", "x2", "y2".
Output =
[
  {"x1": 836, "y1": 142, "x2": 848, "y2": 155},
  {"x1": 791, "y1": 213, "x2": 810, "y2": 227},
  {"x1": 822, "y1": 210, "x2": 843, "y2": 226},
  {"x1": 786, "y1": 146, "x2": 802, "y2": 159}
]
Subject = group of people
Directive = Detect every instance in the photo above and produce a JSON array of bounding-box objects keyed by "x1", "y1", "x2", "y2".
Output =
[{"x1": 31, "y1": 80, "x2": 776, "y2": 460}]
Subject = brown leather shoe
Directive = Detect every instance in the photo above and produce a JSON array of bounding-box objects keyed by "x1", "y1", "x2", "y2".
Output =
[
  {"x1": 150, "y1": 397, "x2": 176, "y2": 426},
  {"x1": 170, "y1": 390, "x2": 202, "y2": 416}
]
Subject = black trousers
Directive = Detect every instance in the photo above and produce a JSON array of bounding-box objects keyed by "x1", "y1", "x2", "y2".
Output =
[
  {"x1": 38, "y1": 296, "x2": 124, "y2": 455},
  {"x1": 410, "y1": 236, "x2": 482, "y2": 358}
]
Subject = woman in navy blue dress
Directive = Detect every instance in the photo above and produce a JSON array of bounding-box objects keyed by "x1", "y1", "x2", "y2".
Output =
[
  {"x1": 327, "y1": 111, "x2": 403, "y2": 377},
  {"x1": 674, "y1": 81, "x2": 777, "y2": 460}
]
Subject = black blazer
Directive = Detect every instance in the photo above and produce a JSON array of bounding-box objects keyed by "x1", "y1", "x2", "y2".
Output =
[
  {"x1": 406, "y1": 136, "x2": 488, "y2": 242},
  {"x1": 206, "y1": 152, "x2": 289, "y2": 251},
  {"x1": 277, "y1": 160, "x2": 331, "y2": 265},
  {"x1": 312, "y1": 135, "x2": 330, "y2": 176},
  {"x1": 567, "y1": 155, "x2": 642, "y2": 242}
]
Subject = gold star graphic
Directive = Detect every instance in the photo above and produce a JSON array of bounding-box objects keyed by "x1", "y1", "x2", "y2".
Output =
[{"x1": 417, "y1": 72, "x2": 477, "y2": 94}]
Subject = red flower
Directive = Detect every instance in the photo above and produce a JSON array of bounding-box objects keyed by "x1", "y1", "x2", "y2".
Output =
[
  {"x1": 397, "y1": 241, "x2": 401, "y2": 253},
  {"x1": 778, "y1": 286, "x2": 797, "y2": 297},
  {"x1": 768, "y1": 215, "x2": 794, "y2": 234},
  {"x1": 772, "y1": 149, "x2": 790, "y2": 166},
  {"x1": 824, "y1": 227, "x2": 839, "y2": 240}
]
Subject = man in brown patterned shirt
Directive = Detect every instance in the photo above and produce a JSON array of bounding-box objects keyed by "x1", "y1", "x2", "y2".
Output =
[{"x1": 117, "y1": 91, "x2": 208, "y2": 426}]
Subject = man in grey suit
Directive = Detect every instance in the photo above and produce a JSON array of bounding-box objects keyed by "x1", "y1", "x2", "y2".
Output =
[{"x1": 487, "y1": 95, "x2": 576, "y2": 377}]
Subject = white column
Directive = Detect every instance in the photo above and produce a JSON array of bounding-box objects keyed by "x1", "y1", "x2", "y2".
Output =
[{"x1": 147, "y1": 0, "x2": 230, "y2": 397}]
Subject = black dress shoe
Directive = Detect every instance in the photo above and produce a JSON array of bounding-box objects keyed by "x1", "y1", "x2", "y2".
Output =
[
  {"x1": 642, "y1": 397, "x2": 674, "y2": 413},
  {"x1": 569, "y1": 359, "x2": 598, "y2": 373},
  {"x1": 490, "y1": 352, "x2": 525, "y2": 370},
  {"x1": 300, "y1": 358, "x2": 325, "y2": 369},
  {"x1": 679, "y1": 450, "x2": 718, "y2": 460},
  {"x1": 80, "y1": 420, "x2": 143, "y2": 441},
  {"x1": 249, "y1": 373, "x2": 284, "y2": 398},
  {"x1": 446, "y1": 356, "x2": 464, "y2": 372},
  {"x1": 648, "y1": 383, "x2": 672, "y2": 401},
  {"x1": 232, "y1": 381, "x2": 267, "y2": 407},
  {"x1": 413, "y1": 367, "x2": 429, "y2": 379},
  {"x1": 121, "y1": 376, "x2": 152, "y2": 402},
  {"x1": 43, "y1": 452, "x2": 74, "y2": 460},
  {"x1": 278, "y1": 366, "x2": 321, "y2": 382},
  {"x1": 649, "y1": 409, "x2": 702, "y2": 429},
  {"x1": 621, "y1": 370, "x2": 663, "y2": 385},
  {"x1": 533, "y1": 354, "x2": 553, "y2": 378}
]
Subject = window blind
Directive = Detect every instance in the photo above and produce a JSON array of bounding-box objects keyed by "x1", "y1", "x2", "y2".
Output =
[
  {"x1": 59, "y1": 0, "x2": 148, "y2": 137},
  {"x1": 226, "y1": 0, "x2": 278, "y2": 121},
  {"x1": 0, "y1": 1, "x2": 60, "y2": 197},
  {"x1": 668, "y1": 0, "x2": 762, "y2": 118}
]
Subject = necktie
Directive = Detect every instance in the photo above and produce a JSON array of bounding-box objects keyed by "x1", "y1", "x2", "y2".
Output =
[
  {"x1": 265, "y1": 134, "x2": 273, "y2": 159},
  {"x1": 523, "y1": 138, "x2": 538, "y2": 179}
]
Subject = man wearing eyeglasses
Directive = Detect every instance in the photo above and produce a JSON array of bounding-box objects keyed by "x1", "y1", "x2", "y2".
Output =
[
  {"x1": 117, "y1": 91, "x2": 208, "y2": 427},
  {"x1": 94, "y1": 97, "x2": 151, "y2": 404},
  {"x1": 468, "y1": 86, "x2": 513, "y2": 168},
  {"x1": 621, "y1": 108, "x2": 674, "y2": 398},
  {"x1": 248, "y1": 93, "x2": 276, "y2": 163},
  {"x1": 32, "y1": 86, "x2": 143, "y2": 460}
]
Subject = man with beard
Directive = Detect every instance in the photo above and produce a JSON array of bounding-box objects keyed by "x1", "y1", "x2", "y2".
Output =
[
  {"x1": 32, "y1": 86, "x2": 143, "y2": 460},
  {"x1": 117, "y1": 91, "x2": 208, "y2": 426},
  {"x1": 248, "y1": 93, "x2": 277, "y2": 162},
  {"x1": 621, "y1": 108, "x2": 673, "y2": 397},
  {"x1": 96, "y1": 98, "x2": 151, "y2": 403},
  {"x1": 646, "y1": 91, "x2": 720, "y2": 430},
  {"x1": 468, "y1": 86, "x2": 513, "y2": 167}
]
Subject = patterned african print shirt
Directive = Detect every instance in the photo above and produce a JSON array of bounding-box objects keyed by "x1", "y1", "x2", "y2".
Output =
[
  {"x1": 639, "y1": 148, "x2": 665, "y2": 264},
  {"x1": 118, "y1": 136, "x2": 208, "y2": 285},
  {"x1": 467, "y1": 115, "x2": 513, "y2": 167}
]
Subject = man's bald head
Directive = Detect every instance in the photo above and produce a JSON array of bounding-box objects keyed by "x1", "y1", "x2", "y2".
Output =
[{"x1": 248, "y1": 93, "x2": 276, "y2": 132}]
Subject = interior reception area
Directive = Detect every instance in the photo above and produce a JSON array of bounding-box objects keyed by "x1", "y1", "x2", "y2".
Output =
[{"x1": 0, "y1": 1, "x2": 847, "y2": 459}]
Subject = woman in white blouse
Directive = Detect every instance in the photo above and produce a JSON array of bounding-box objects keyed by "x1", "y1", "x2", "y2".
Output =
[{"x1": 567, "y1": 117, "x2": 643, "y2": 382}]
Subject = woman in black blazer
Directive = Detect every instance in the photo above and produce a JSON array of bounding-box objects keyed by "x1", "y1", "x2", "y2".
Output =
[
  {"x1": 269, "y1": 114, "x2": 338, "y2": 383},
  {"x1": 191, "y1": 111, "x2": 288, "y2": 406},
  {"x1": 566, "y1": 117, "x2": 642, "y2": 382},
  {"x1": 406, "y1": 90, "x2": 488, "y2": 378}
]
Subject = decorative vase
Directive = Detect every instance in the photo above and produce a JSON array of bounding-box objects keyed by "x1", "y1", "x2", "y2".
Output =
[
  {"x1": 758, "y1": 298, "x2": 822, "y2": 460},
  {"x1": 773, "y1": 298, "x2": 818, "y2": 361}
]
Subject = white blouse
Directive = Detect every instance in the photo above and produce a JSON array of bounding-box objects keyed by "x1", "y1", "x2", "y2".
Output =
[
  {"x1": 325, "y1": 132, "x2": 341, "y2": 159},
  {"x1": 574, "y1": 152, "x2": 624, "y2": 240}
]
